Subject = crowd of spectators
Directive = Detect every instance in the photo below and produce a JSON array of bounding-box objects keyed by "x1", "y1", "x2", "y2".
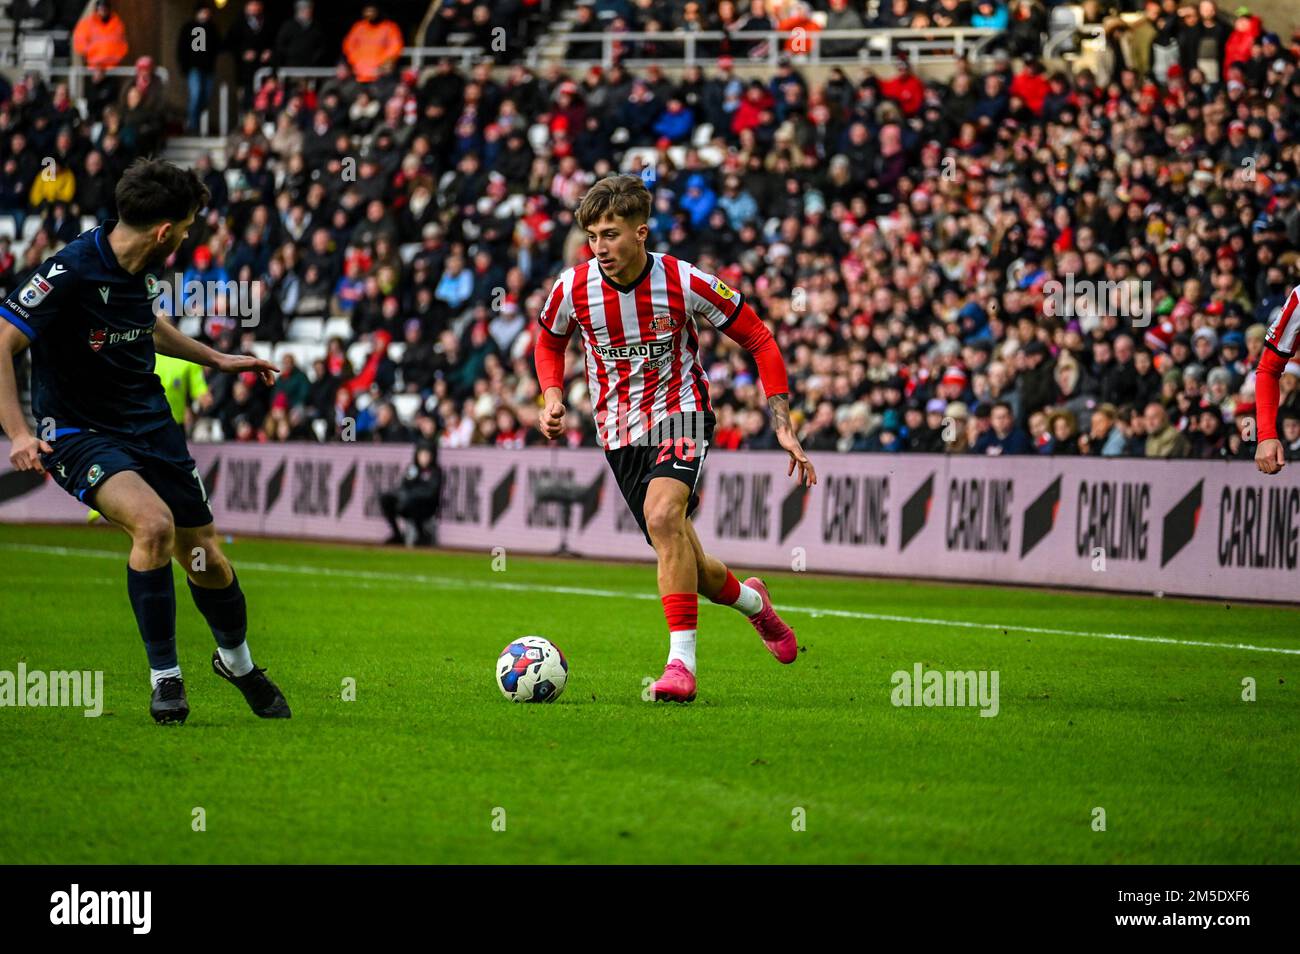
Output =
[{"x1": 2, "y1": 0, "x2": 1300, "y2": 460}]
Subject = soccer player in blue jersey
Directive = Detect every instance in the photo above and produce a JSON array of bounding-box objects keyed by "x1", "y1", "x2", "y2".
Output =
[{"x1": 0, "y1": 159, "x2": 290, "y2": 724}]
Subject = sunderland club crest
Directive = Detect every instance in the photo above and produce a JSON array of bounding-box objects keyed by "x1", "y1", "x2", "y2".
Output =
[{"x1": 650, "y1": 312, "x2": 677, "y2": 333}]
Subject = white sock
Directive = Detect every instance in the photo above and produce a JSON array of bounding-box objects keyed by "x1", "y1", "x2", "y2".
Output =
[
  {"x1": 150, "y1": 666, "x2": 182, "y2": 688},
  {"x1": 733, "y1": 583, "x2": 764, "y2": 618},
  {"x1": 667, "y1": 631, "x2": 697, "y2": 674},
  {"x1": 218, "y1": 642, "x2": 254, "y2": 677}
]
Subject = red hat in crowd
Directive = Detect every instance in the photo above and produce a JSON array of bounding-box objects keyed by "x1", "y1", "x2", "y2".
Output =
[
  {"x1": 1145, "y1": 320, "x2": 1174, "y2": 352},
  {"x1": 941, "y1": 366, "x2": 968, "y2": 388}
]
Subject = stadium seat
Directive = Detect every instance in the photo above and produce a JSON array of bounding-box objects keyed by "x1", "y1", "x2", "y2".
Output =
[
  {"x1": 346, "y1": 341, "x2": 370, "y2": 371},
  {"x1": 391, "y1": 393, "x2": 423, "y2": 423},
  {"x1": 288, "y1": 317, "x2": 325, "y2": 342},
  {"x1": 1047, "y1": 6, "x2": 1085, "y2": 55},
  {"x1": 323, "y1": 317, "x2": 354, "y2": 341},
  {"x1": 527, "y1": 122, "x2": 549, "y2": 154},
  {"x1": 1048, "y1": 5, "x2": 1084, "y2": 34},
  {"x1": 270, "y1": 341, "x2": 324, "y2": 369},
  {"x1": 18, "y1": 35, "x2": 54, "y2": 72},
  {"x1": 621, "y1": 147, "x2": 658, "y2": 175},
  {"x1": 387, "y1": 341, "x2": 407, "y2": 363},
  {"x1": 21, "y1": 215, "x2": 43, "y2": 241},
  {"x1": 0, "y1": 216, "x2": 16, "y2": 240},
  {"x1": 179, "y1": 316, "x2": 202, "y2": 338}
]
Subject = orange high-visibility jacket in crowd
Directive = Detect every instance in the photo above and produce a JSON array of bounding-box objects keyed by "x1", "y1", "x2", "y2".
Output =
[
  {"x1": 72, "y1": 11, "x2": 129, "y2": 69},
  {"x1": 341, "y1": 18, "x2": 404, "y2": 83}
]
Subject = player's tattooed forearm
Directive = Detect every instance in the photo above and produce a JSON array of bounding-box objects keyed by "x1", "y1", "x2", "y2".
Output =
[{"x1": 769, "y1": 394, "x2": 791, "y2": 431}]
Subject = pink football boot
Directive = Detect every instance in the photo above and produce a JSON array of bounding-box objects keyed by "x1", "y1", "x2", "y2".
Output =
[
  {"x1": 651, "y1": 660, "x2": 697, "y2": 702},
  {"x1": 744, "y1": 577, "x2": 798, "y2": 664}
]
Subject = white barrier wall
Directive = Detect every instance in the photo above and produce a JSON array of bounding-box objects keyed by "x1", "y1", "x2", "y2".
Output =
[{"x1": 2, "y1": 441, "x2": 1297, "y2": 602}]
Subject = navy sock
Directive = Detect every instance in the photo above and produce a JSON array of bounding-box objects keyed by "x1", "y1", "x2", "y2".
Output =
[
  {"x1": 187, "y1": 571, "x2": 248, "y2": 649},
  {"x1": 126, "y1": 564, "x2": 177, "y2": 670}
]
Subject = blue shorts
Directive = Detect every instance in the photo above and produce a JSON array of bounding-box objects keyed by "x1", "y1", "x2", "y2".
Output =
[{"x1": 41, "y1": 422, "x2": 213, "y2": 528}]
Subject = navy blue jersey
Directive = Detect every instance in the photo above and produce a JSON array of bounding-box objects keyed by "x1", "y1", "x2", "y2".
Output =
[{"x1": 0, "y1": 220, "x2": 172, "y2": 437}]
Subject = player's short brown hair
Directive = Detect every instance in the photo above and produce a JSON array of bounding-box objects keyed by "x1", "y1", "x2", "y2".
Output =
[
  {"x1": 115, "y1": 158, "x2": 211, "y2": 228},
  {"x1": 576, "y1": 174, "x2": 652, "y2": 229}
]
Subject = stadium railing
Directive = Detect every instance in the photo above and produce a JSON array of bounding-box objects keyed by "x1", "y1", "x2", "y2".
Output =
[
  {"x1": 45, "y1": 62, "x2": 170, "y2": 102},
  {"x1": 251, "y1": 46, "x2": 486, "y2": 94},
  {"x1": 250, "y1": 30, "x2": 1013, "y2": 86},
  {"x1": 535, "y1": 28, "x2": 1003, "y2": 68}
]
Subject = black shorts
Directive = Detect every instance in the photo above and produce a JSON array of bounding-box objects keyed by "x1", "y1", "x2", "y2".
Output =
[
  {"x1": 605, "y1": 416, "x2": 712, "y2": 547},
  {"x1": 41, "y1": 421, "x2": 213, "y2": 528}
]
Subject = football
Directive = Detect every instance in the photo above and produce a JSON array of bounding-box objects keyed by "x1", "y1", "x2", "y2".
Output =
[{"x1": 495, "y1": 636, "x2": 568, "y2": 703}]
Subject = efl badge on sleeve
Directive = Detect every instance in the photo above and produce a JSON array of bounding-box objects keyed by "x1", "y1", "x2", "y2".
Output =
[
  {"x1": 711, "y1": 277, "x2": 735, "y2": 300},
  {"x1": 18, "y1": 274, "x2": 52, "y2": 308}
]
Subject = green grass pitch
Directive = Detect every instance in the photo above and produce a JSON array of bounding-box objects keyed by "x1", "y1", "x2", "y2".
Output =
[{"x1": 1, "y1": 522, "x2": 1297, "y2": 864}]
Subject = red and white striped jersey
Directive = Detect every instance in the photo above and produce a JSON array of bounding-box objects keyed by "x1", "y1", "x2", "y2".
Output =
[
  {"x1": 1264, "y1": 284, "x2": 1300, "y2": 356},
  {"x1": 538, "y1": 252, "x2": 744, "y2": 449}
]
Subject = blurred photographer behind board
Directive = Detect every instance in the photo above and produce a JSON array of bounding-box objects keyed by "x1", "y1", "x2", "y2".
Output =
[{"x1": 380, "y1": 412, "x2": 442, "y2": 546}]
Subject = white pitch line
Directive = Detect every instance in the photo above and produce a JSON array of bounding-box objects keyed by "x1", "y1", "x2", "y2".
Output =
[{"x1": 3, "y1": 541, "x2": 1299, "y2": 656}]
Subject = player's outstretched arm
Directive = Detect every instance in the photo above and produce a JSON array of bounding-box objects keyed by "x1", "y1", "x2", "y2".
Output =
[
  {"x1": 0, "y1": 320, "x2": 50, "y2": 472},
  {"x1": 153, "y1": 315, "x2": 279, "y2": 386},
  {"x1": 769, "y1": 392, "x2": 816, "y2": 488},
  {"x1": 719, "y1": 301, "x2": 816, "y2": 487},
  {"x1": 1254, "y1": 343, "x2": 1288, "y2": 474},
  {"x1": 534, "y1": 326, "x2": 569, "y2": 441}
]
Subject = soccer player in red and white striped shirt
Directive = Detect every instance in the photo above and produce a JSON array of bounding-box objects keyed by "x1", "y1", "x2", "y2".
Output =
[
  {"x1": 1254, "y1": 283, "x2": 1300, "y2": 474},
  {"x1": 533, "y1": 175, "x2": 816, "y2": 702}
]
